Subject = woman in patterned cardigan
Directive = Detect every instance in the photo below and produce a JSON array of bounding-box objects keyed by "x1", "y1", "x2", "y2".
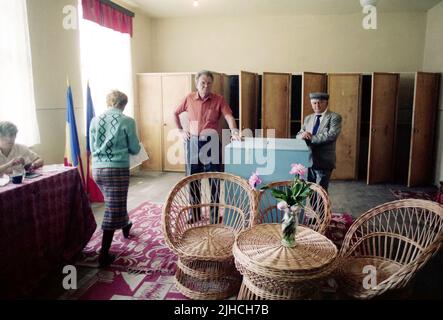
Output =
[{"x1": 90, "y1": 90, "x2": 141, "y2": 267}]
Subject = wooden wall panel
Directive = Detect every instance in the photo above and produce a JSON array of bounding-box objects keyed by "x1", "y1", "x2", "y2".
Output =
[
  {"x1": 328, "y1": 74, "x2": 362, "y2": 180},
  {"x1": 408, "y1": 72, "x2": 441, "y2": 187},
  {"x1": 367, "y1": 73, "x2": 399, "y2": 184},
  {"x1": 262, "y1": 72, "x2": 291, "y2": 138},
  {"x1": 302, "y1": 72, "x2": 327, "y2": 121},
  {"x1": 161, "y1": 74, "x2": 191, "y2": 172},
  {"x1": 240, "y1": 71, "x2": 259, "y2": 135},
  {"x1": 137, "y1": 74, "x2": 163, "y2": 171}
]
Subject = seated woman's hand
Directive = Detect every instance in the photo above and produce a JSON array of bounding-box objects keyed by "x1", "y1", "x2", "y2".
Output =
[{"x1": 10, "y1": 157, "x2": 25, "y2": 167}]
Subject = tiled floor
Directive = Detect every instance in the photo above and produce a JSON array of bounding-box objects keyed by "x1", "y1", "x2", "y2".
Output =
[{"x1": 29, "y1": 171, "x2": 443, "y2": 299}]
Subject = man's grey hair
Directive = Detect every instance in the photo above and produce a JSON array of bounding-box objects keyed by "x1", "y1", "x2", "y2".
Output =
[
  {"x1": 196, "y1": 70, "x2": 214, "y2": 81},
  {"x1": 0, "y1": 121, "x2": 18, "y2": 137},
  {"x1": 106, "y1": 90, "x2": 128, "y2": 109}
]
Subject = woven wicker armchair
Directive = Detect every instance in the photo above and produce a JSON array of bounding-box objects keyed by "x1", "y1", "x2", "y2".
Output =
[
  {"x1": 336, "y1": 199, "x2": 443, "y2": 299},
  {"x1": 256, "y1": 181, "x2": 332, "y2": 234},
  {"x1": 162, "y1": 172, "x2": 258, "y2": 300}
]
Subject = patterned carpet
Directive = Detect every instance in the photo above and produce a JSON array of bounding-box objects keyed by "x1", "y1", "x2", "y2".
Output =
[
  {"x1": 68, "y1": 201, "x2": 188, "y2": 300},
  {"x1": 390, "y1": 189, "x2": 438, "y2": 201}
]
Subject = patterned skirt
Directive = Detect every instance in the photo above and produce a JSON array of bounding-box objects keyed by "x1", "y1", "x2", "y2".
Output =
[{"x1": 93, "y1": 168, "x2": 130, "y2": 231}]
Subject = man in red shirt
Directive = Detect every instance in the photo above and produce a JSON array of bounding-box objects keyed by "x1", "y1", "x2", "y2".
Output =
[
  {"x1": 174, "y1": 70, "x2": 241, "y2": 223},
  {"x1": 174, "y1": 70, "x2": 241, "y2": 173}
]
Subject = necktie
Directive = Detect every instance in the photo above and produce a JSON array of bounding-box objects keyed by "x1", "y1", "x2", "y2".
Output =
[{"x1": 312, "y1": 115, "x2": 321, "y2": 135}]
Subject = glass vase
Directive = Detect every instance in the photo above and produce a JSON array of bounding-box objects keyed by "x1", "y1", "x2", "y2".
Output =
[{"x1": 281, "y1": 206, "x2": 300, "y2": 247}]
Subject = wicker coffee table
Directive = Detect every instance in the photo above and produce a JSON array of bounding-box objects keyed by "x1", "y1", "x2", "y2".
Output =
[{"x1": 233, "y1": 223, "x2": 338, "y2": 300}]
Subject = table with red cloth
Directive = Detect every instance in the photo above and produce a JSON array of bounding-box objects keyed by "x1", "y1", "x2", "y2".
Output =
[{"x1": 0, "y1": 166, "x2": 97, "y2": 298}]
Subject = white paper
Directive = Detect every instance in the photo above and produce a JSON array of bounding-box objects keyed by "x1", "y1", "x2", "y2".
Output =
[
  {"x1": 130, "y1": 143, "x2": 149, "y2": 169},
  {"x1": 0, "y1": 174, "x2": 10, "y2": 187}
]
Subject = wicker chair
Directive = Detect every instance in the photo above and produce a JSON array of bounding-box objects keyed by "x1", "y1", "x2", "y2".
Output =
[
  {"x1": 336, "y1": 199, "x2": 443, "y2": 299},
  {"x1": 162, "y1": 172, "x2": 258, "y2": 300},
  {"x1": 256, "y1": 181, "x2": 332, "y2": 234}
]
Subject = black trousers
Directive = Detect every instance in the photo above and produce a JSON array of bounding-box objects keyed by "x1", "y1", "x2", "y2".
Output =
[{"x1": 185, "y1": 136, "x2": 221, "y2": 223}]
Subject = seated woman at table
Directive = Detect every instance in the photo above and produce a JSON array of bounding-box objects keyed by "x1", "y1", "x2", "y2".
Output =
[
  {"x1": 90, "y1": 90, "x2": 141, "y2": 267},
  {"x1": 0, "y1": 121, "x2": 44, "y2": 175}
]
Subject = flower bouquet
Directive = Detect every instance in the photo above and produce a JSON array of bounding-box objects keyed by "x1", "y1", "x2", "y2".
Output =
[{"x1": 250, "y1": 164, "x2": 313, "y2": 247}]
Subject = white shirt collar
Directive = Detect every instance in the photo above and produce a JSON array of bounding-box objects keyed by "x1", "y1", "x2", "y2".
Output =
[{"x1": 314, "y1": 108, "x2": 328, "y2": 117}]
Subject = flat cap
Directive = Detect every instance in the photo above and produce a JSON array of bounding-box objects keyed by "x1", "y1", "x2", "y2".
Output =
[{"x1": 309, "y1": 92, "x2": 329, "y2": 100}]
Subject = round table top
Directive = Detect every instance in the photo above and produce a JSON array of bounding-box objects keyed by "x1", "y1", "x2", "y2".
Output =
[{"x1": 233, "y1": 224, "x2": 337, "y2": 277}]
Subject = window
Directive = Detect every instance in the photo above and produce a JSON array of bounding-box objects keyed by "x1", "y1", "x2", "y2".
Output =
[
  {"x1": 78, "y1": 1, "x2": 134, "y2": 118},
  {"x1": 0, "y1": 0, "x2": 40, "y2": 146}
]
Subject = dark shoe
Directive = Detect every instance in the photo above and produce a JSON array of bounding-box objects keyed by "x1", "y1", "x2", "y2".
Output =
[
  {"x1": 98, "y1": 253, "x2": 115, "y2": 268},
  {"x1": 122, "y1": 221, "x2": 133, "y2": 239}
]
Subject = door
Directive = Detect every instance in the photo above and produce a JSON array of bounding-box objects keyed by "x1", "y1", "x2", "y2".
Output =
[
  {"x1": 240, "y1": 71, "x2": 259, "y2": 136},
  {"x1": 161, "y1": 74, "x2": 191, "y2": 172},
  {"x1": 302, "y1": 72, "x2": 327, "y2": 122},
  {"x1": 328, "y1": 73, "x2": 362, "y2": 180},
  {"x1": 367, "y1": 73, "x2": 399, "y2": 184},
  {"x1": 137, "y1": 74, "x2": 163, "y2": 171},
  {"x1": 262, "y1": 72, "x2": 291, "y2": 138},
  {"x1": 408, "y1": 72, "x2": 441, "y2": 187}
]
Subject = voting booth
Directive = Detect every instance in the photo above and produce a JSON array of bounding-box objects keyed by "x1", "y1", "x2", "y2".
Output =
[{"x1": 224, "y1": 138, "x2": 312, "y2": 184}]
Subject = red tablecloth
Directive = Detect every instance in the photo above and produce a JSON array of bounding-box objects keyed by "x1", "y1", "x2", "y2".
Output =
[{"x1": 0, "y1": 167, "x2": 97, "y2": 298}]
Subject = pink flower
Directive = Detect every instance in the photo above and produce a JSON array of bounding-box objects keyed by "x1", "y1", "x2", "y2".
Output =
[
  {"x1": 249, "y1": 171, "x2": 262, "y2": 188},
  {"x1": 290, "y1": 163, "x2": 307, "y2": 176},
  {"x1": 277, "y1": 201, "x2": 288, "y2": 211}
]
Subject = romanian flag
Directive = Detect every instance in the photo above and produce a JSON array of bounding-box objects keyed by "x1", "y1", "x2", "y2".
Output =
[
  {"x1": 86, "y1": 83, "x2": 104, "y2": 202},
  {"x1": 64, "y1": 84, "x2": 85, "y2": 185}
]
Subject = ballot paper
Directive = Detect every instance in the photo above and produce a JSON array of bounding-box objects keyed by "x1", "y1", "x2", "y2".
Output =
[{"x1": 130, "y1": 143, "x2": 149, "y2": 169}]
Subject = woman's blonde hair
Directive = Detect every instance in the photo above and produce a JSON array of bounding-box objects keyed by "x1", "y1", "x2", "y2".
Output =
[{"x1": 106, "y1": 90, "x2": 128, "y2": 109}]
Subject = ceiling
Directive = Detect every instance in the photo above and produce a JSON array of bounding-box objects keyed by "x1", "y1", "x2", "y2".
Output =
[{"x1": 121, "y1": 0, "x2": 442, "y2": 18}]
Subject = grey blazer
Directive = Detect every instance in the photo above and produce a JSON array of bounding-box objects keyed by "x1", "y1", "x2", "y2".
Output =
[{"x1": 297, "y1": 111, "x2": 342, "y2": 170}]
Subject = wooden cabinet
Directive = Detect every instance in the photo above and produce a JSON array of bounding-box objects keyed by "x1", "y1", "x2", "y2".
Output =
[
  {"x1": 239, "y1": 71, "x2": 259, "y2": 136},
  {"x1": 262, "y1": 72, "x2": 291, "y2": 138},
  {"x1": 137, "y1": 74, "x2": 163, "y2": 171},
  {"x1": 408, "y1": 72, "x2": 441, "y2": 187},
  {"x1": 137, "y1": 70, "x2": 440, "y2": 186},
  {"x1": 367, "y1": 73, "x2": 399, "y2": 184},
  {"x1": 328, "y1": 73, "x2": 362, "y2": 180}
]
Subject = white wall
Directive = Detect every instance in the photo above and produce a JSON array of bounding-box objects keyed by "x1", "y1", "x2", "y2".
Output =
[
  {"x1": 26, "y1": 0, "x2": 151, "y2": 165},
  {"x1": 423, "y1": 1, "x2": 443, "y2": 185},
  {"x1": 151, "y1": 12, "x2": 427, "y2": 73}
]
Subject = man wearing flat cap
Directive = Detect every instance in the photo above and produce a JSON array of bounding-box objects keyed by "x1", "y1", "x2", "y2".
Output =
[{"x1": 296, "y1": 92, "x2": 342, "y2": 192}]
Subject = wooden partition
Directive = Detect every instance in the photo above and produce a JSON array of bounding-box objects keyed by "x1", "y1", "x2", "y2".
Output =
[
  {"x1": 239, "y1": 71, "x2": 259, "y2": 135},
  {"x1": 367, "y1": 73, "x2": 399, "y2": 184},
  {"x1": 328, "y1": 74, "x2": 362, "y2": 180},
  {"x1": 262, "y1": 72, "x2": 291, "y2": 138},
  {"x1": 302, "y1": 72, "x2": 327, "y2": 121},
  {"x1": 161, "y1": 74, "x2": 191, "y2": 172},
  {"x1": 137, "y1": 74, "x2": 163, "y2": 171},
  {"x1": 408, "y1": 72, "x2": 441, "y2": 187}
]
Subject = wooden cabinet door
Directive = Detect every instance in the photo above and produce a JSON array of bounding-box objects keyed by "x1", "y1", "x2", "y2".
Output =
[
  {"x1": 328, "y1": 74, "x2": 362, "y2": 180},
  {"x1": 161, "y1": 74, "x2": 191, "y2": 172},
  {"x1": 302, "y1": 72, "x2": 327, "y2": 122},
  {"x1": 367, "y1": 73, "x2": 399, "y2": 184},
  {"x1": 408, "y1": 72, "x2": 441, "y2": 187},
  {"x1": 240, "y1": 71, "x2": 259, "y2": 135},
  {"x1": 137, "y1": 74, "x2": 163, "y2": 171},
  {"x1": 262, "y1": 72, "x2": 291, "y2": 138}
]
